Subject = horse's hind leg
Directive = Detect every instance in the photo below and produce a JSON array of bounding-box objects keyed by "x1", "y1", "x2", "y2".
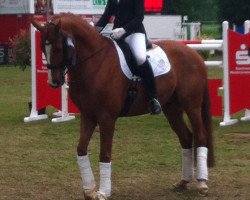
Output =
[
  {"x1": 163, "y1": 101, "x2": 193, "y2": 191},
  {"x1": 185, "y1": 107, "x2": 209, "y2": 196}
]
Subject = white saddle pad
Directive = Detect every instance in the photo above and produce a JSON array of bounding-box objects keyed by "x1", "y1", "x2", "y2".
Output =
[{"x1": 113, "y1": 41, "x2": 171, "y2": 80}]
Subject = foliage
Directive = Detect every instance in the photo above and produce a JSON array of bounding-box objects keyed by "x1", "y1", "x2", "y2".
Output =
[
  {"x1": 217, "y1": 0, "x2": 250, "y2": 25},
  {"x1": 163, "y1": 0, "x2": 219, "y2": 22},
  {"x1": 201, "y1": 24, "x2": 222, "y2": 39},
  {"x1": 163, "y1": 0, "x2": 249, "y2": 25},
  {"x1": 10, "y1": 29, "x2": 31, "y2": 70}
]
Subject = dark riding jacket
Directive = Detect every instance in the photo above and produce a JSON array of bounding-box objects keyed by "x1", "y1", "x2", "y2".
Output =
[{"x1": 96, "y1": 0, "x2": 146, "y2": 37}]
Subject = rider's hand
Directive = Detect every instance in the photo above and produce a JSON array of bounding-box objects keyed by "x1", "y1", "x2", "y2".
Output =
[
  {"x1": 111, "y1": 28, "x2": 126, "y2": 39},
  {"x1": 95, "y1": 26, "x2": 103, "y2": 33},
  {"x1": 89, "y1": 21, "x2": 95, "y2": 27}
]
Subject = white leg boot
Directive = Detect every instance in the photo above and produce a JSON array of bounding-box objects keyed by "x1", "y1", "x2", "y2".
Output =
[
  {"x1": 77, "y1": 155, "x2": 97, "y2": 199},
  {"x1": 196, "y1": 147, "x2": 209, "y2": 196},
  {"x1": 98, "y1": 162, "x2": 112, "y2": 199}
]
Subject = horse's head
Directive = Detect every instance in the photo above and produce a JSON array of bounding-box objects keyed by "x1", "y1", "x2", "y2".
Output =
[{"x1": 31, "y1": 19, "x2": 76, "y2": 88}]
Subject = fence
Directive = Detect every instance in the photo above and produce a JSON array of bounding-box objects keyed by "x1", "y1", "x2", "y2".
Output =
[{"x1": 24, "y1": 21, "x2": 250, "y2": 126}]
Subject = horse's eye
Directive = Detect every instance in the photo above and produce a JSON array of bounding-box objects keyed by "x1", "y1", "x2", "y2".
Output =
[{"x1": 53, "y1": 46, "x2": 62, "y2": 52}]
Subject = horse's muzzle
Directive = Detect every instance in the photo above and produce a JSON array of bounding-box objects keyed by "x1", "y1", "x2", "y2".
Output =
[
  {"x1": 47, "y1": 79, "x2": 62, "y2": 88},
  {"x1": 47, "y1": 69, "x2": 65, "y2": 88}
]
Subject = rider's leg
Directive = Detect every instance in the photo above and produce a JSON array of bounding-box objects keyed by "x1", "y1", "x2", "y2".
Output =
[{"x1": 125, "y1": 33, "x2": 162, "y2": 114}]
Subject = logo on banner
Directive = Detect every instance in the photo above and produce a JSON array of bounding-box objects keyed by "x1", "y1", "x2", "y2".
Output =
[
  {"x1": 230, "y1": 42, "x2": 250, "y2": 75},
  {"x1": 236, "y1": 44, "x2": 250, "y2": 65},
  {"x1": 36, "y1": 51, "x2": 48, "y2": 73}
]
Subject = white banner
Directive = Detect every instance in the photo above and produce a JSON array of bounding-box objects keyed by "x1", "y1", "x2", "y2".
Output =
[
  {"x1": 0, "y1": 0, "x2": 34, "y2": 14},
  {"x1": 52, "y1": 0, "x2": 107, "y2": 15}
]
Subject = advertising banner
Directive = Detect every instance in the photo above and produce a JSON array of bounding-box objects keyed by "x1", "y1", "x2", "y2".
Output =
[
  {"x1": 52, "y1": 0, "x2": 107, "y2": 15},
  {"x1": 228, "y1": 30, "x2": 250, "y2": 114},
  {"x1": 0, "y1": 0, "x2": 34, "y2": 14},
  {"x1": 208, "y1": 79, "x2": 222, "y2": 116}
]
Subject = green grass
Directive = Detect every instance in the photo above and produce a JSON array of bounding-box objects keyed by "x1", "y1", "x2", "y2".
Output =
[{"x1": 0, "y1": 66, "x2": 250, "y2": 200}]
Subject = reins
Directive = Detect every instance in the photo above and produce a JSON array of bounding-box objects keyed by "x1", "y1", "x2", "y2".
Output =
[
  {"x1": 72, "y1": 44, "x2": 109, "y2": 68},
  {"x1": 66, "y1": 44, "x2": 110, "y2": 84}
]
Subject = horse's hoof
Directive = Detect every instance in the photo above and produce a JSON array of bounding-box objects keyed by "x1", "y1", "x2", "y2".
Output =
[
  {"x1": 197, "y1": 181, "x2": 209, "y2": 197},
  {"x1": 94, "y1": 192, "x2": 108, "y2": 200},
  {"x1": 172, "y1": 180, "x2": 188, "y2": 192},
  {"x1": 84, "y1": 189, "x2": 108, "y2": 200},
  {"x1": 84, "y1": 189, "x2": 98, "y2": 200}
]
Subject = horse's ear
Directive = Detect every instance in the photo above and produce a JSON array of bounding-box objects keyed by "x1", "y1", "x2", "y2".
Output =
[
  {"x1": 31, "y1": 20, "x2": 44, "y2": 32},
  {"x1": 66, "y1": 37, "x2": 77, "y2": 66}
]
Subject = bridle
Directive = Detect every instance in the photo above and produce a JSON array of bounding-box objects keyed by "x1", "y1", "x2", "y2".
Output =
[
  {"x1": 43, "y1": 21, "x2": 109, "y2": 73},
  {"x1": 42, "y1": 21, "x2": 112, "y2": 87},
  {"x1": 44, "y1": 22, "x2": 76, "y2": 72}
]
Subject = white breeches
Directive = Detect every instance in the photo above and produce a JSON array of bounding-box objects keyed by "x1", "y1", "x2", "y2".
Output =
[{"x1": 125, "y1": 33, "x2": 146, "y2": 65}]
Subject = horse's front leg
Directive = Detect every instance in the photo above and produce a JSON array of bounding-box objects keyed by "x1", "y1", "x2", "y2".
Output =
[
  {"x1": 96, "y1": 116, "x2": 115, "y2": 200},
  {"x1": 78, "y1": 114, "x2": 115, "y2": 200},
  {"x1": 76, "y1": 115, "x2": 98, "y2": 200}
]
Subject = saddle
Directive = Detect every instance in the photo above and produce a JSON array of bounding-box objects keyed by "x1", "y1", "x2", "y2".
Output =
[
  {"x1": 116, "y1": 38, "x2": 153, "y2": 116},
  {"x1": 116, "y1": 38, "x2": 153, "y2": 77}
]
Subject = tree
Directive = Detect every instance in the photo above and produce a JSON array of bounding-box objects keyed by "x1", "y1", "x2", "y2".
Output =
[
  {"x1": 162, "y1": 0, "x2": 219, "y2": 22},
  {"x1": 218, "y1": 0, "x2": 250, "y2": 25}
]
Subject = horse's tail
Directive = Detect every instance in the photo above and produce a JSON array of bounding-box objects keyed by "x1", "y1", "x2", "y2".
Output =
[{"x1": 202, "y1": 81, "x2": 215, "y2": 168}]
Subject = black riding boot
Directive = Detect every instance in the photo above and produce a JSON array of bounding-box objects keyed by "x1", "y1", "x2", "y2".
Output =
[{"x1": 139, "y1": 59, "x2": 162, "y2": 115}]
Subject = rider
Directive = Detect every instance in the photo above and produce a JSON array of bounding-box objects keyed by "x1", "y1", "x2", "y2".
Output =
[{"x1": 95, "y1": 0, "x2": 162, "y2": 115}]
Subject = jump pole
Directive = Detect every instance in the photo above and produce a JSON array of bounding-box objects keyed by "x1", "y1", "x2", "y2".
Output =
[
  {"x1": 220, "y1": 21, "x2": 238, "y2": 126},
  {"x1": 51, "y1": 77, "x2": 75, "y2": 123},
  {"x1": 182, "y1": 40, "x2": 223, "y2": 67},
  {"x1": 241, "y1": 20, "x2": 250, "y2": 121},
  {"x1": 24, "y1": 25, "x2": 75, "y2": 123},
  {"x1": 24, "y1": 25, "x2": 48, "y2": 123}
]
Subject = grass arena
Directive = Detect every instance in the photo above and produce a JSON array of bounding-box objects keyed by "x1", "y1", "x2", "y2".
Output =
[{"x1": 0, "y1": 66, "x2": 250, "y2": 199}]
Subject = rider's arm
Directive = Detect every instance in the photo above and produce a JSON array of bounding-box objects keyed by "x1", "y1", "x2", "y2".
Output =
[{"x1": 95, "y1": 0, "x2": 115, "y2": 32}]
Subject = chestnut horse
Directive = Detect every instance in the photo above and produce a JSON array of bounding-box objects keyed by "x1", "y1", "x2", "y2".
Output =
[{"x1": 32, "y1": 13, "x2": 214, "y2": 200}]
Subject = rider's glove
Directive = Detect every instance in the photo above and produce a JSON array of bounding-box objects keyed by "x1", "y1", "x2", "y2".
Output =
[
  {"x1": 111, "y1": 28, "x2": 126, "y2": 39},
  {"x1": 89, "y1": 21, "x2": 95, "y2": 27},
  {"x1": 95, "y1": 26, "x2": 103, "y2": 33}
]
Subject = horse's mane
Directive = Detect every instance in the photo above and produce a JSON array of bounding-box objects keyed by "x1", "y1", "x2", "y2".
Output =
[
  {"x1": 50, "y1": 12, "x2": 86, "y2": 25},
  {"x1": 49, "y1": 13, "x2": 100, "y2": 39}
]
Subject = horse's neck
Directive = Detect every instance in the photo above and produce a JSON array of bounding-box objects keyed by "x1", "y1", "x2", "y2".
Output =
[
  {"x1": 72, "y1": 24, "x2": 105, "y2": 53},
  {"x1": 69, "y1": 25, "x2": 112, "y2": 86}
]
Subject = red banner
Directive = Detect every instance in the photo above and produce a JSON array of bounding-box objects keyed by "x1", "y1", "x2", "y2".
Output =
[
  {"x1": 228, "y1": 30, "x2": 250, "y2": 114},
  {"x1": 208, "y1": 79, "x2": 222, "y2": 116}
]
